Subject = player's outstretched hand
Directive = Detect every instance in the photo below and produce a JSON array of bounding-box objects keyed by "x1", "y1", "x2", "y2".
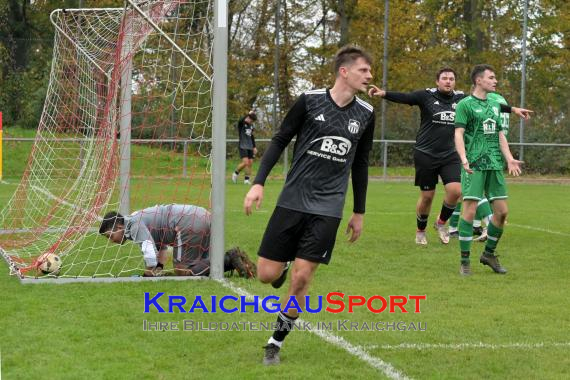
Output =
[
  {"x1": 507, "y1": 159, "x2": 524, "y2": 176},
  {"x1": 346, "y1": 213, "x2": 364, "y2": 243},
  {"x1": 512, "y1": 106, "x2": 533, "y2": 120},
  {"x1": 244, "y1": 184, "x2": 264, "y2": 216},
  {"x1": 367, "y1": 85, "x2": 385, "y2": 98}
]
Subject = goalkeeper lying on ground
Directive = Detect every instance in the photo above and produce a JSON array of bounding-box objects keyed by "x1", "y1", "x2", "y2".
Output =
[{"x1": 99, "y1": 204, "x2": 256, "y2": 278}]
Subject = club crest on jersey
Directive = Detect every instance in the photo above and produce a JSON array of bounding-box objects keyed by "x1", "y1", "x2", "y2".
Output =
[
  {"x1": 347, "y1": 119, "x2": 360, "y2": 134},
  {"x1": 452, "y1": 103, "x2": 457, "y2": 109},
  {"x1": 482, "y1": 118, "x2": 497, "y2": 134},
  {"x1": 492, "y1": 106, "x2": 499, "y2": 116}
]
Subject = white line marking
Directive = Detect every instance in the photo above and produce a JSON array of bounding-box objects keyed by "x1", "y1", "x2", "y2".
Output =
[
  {"x1": 509, "y1": 223, "x2": 570, "y2": 237},
  {"x1": 0, "y1": 180, "x2": 10, "y2": 184},
  {"x1": 365, "y1": 342, "x2": 570, "y2": 351},
  {"x1": 30, "y1": 185, "x2": 103, "y2": 221},
  {"x1": 217, "y1": 280, "x2": 411, "y2": 380}
]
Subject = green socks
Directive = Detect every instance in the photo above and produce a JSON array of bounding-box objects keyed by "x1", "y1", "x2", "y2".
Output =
[{"x1": 459, "y1": 218, "x2": 473, "y2": 263}]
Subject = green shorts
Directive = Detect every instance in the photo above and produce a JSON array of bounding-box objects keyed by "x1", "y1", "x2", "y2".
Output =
[{"x1": 461, "y1": 169, "x2": 508, "y2": 202}]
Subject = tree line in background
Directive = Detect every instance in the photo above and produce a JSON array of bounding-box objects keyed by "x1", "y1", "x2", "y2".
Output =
[{"x1": 1, "y1": 0, "x2": 569, "y2": 173}]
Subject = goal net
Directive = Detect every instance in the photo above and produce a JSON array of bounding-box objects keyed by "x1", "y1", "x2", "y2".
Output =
[{"x1": 0, "y1": 0, "x2": 215, "y2": 280}]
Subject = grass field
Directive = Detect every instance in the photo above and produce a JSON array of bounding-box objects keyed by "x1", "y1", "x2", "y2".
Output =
[{"x1": 1, "y1": 173, "x2": 570, "y2": 379}]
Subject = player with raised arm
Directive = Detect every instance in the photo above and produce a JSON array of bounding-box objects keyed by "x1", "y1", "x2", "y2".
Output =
[
  {"x1": 232, "y1": 111, "x2": 258, "y2": 185},
  {"x1": 369, "y1": 70, "x2": 531, "y2": 246}
]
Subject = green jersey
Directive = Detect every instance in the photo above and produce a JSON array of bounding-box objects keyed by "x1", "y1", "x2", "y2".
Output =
[
  {"x1": 455, "y1": 95, "x2": 504, "y2": 171},
  {"x1": 488, "y1": 92, "x2": 510, "y2": 137}
]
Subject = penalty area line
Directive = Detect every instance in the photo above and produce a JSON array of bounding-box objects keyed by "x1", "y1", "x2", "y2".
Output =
[
  {"x1": 217, "y1": 280, "x2": 411, "y2": 380},
  {"x1": 364, "y1": 342, "x2": 570, "y2": 351},
  {"x1": 30, "y1": 185, "x2": 103, "y2": 221},
  {"x1": 508, "y1": 223, "x2": 570, "y2": 238}
]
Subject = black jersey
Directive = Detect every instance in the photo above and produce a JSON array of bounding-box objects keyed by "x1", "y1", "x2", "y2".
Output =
[
  {"x1": 254, "y1": 88, "x2": 375, "y2": 218},
  {"x1": 237, "y1": 117, "x2": 255, "y2": 150},
  {"x1": 384, "y1": 88, "x2": 465, "y2": 159}
]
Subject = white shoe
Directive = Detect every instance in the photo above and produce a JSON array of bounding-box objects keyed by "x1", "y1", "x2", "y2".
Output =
[
  {"x1": 474, "y1": 227, "x2": 488, "y2": 242},
  {"x1": 434, "y1": 221, "x2": 450, "y2": 244},
  {"x1": 415, "y1": 231, "x2": 428, "y2": 245},
  {"x1": 244, "y1": 179, "x2": 251, "y2": 185},
  {"x1": 231, "y1": 172, "x2": 238, "y2": 183}
]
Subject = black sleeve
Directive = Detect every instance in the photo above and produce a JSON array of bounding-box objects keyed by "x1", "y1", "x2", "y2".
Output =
[
  {"x1": 499, "y1": 103, "x2": 512, "y2": 113},
  {"x1": 351, "y1": 112, "x2": 376, "y2": 214},
  {"x1": 236, "y1": 117, "x2": 245, "y2": 133},
  {"x1": 251, "y1": 133, "x2": 256, "y2": 148},
  {"x1": 384, "y1": 90, "x2": 423, "y2": 106},
  {"x1": 253, "y1": 94, "x2": 307, "y2": 185}
]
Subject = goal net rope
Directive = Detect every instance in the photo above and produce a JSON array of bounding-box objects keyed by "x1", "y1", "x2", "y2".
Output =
[{"x1": 0, "y1": 0, "x2": 214, "y2": 279}]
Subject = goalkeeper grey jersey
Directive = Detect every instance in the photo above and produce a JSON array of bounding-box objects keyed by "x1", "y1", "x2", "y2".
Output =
[
  {"x1": 124, "y1": 204, "x2": 210, "y2": 251},
  {"x1": 254, "y1": 88, "x2": 375, "y2": 218}
]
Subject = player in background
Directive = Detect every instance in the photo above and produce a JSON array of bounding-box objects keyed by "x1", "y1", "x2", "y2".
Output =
[
  {"x1": 450, "y1": 92, "x2": 512, "y2": 242},
  {"x1": 455, "y1": 64, "x2": 531, "y2": 276},
  {"x1": 369, "y1": 71, "x2": 530, "y2": 246},
  {"x1": 232, "y1": 111, "x2": 258, "y2": 185}
]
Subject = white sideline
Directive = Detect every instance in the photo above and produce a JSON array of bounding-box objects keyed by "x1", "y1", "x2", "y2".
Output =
[
  {"x1": 364, "y1": 342, "x2": 570, "y2": 351},
  {"x1": 218, "y1": 280, "x2": 411, "y2": 380},
  {"x1": 509, "y1": 223, "x2": 570, "y2": 237}
]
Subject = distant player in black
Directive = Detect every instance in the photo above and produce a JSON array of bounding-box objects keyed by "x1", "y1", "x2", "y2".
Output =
[
  {"x1": 369, "y1": 68, "x2": 463, "y2": 246},
  {"x1": 244, "y1": 46, "x2": 375, "y2": 365},
  {"x1": 232, "y1": 111, "x2": 257, "y2": 185}
]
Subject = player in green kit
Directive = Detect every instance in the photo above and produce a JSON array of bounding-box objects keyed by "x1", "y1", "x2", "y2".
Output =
[
  {"x1": 450, "y1": 91, "x2": 510, "y2": 242},
  {"x1": 474, "y1": 93, "x2": 510, "y2": 239},
  {"x1": 454, "y1": 64, "x2": 531, "y2": 276}
]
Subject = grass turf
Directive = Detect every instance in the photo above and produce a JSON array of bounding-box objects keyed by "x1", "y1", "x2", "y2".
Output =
[
  {"x1": 1, "y1": 128, "x2": 569, "y2": 378},
  {"x1": 1, "y1": 178, "x2": 570, "y2": 379}
]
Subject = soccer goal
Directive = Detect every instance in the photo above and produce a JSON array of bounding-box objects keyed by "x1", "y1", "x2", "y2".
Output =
[{"x1": 0, "y1": 0, "x2": 228, "y2": 282}]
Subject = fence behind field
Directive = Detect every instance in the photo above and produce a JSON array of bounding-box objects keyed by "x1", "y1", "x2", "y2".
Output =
[{"x1": 3, "y1": 137, "x2": 570, "y2": 179}]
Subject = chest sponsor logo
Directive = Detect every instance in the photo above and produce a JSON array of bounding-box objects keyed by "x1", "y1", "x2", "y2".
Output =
[
  {"x1": 482, "y1": 118, "x2": 497, "y2": 134},
  {"x1": 434, "y1": 111, "x2": 455, "y2": 123},
  {"x1": 348, "y1": 119, "x2": 360, "y2": 134},
  {"x1": 307, "y1": 136, "x2": 353, "y2": 162}
]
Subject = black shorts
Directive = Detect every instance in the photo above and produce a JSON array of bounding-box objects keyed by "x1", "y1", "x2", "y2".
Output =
[
  {"x1": 258, "y1": 207, "x2": 341, "y2": 265},
  {"x1": 239, "y1": 148, "x2": 254, "y2": 159},
  {"x1": 414, "y1": 150, "x2": 461, "y2": 191}
]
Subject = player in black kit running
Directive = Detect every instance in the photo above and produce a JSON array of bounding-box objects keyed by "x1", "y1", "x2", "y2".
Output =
[{"x1": 244, "y1": 45, "x2": 375, "y2": 365}]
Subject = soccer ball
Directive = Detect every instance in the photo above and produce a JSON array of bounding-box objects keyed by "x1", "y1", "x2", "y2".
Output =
[{"x1": 38, "y1": 254, "x2": 62, "y2": 275}]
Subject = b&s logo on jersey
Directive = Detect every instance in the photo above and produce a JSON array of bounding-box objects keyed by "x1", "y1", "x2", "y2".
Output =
[
  {"x1": 347, "y1": 119, "x2": 360, "y2": 134},
  {"x1": 433, "y1": 111, "x2": 455, "y2": 125},
  {"x1": 307, "y1": 136, "x2": 352, "y2": 163}
]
